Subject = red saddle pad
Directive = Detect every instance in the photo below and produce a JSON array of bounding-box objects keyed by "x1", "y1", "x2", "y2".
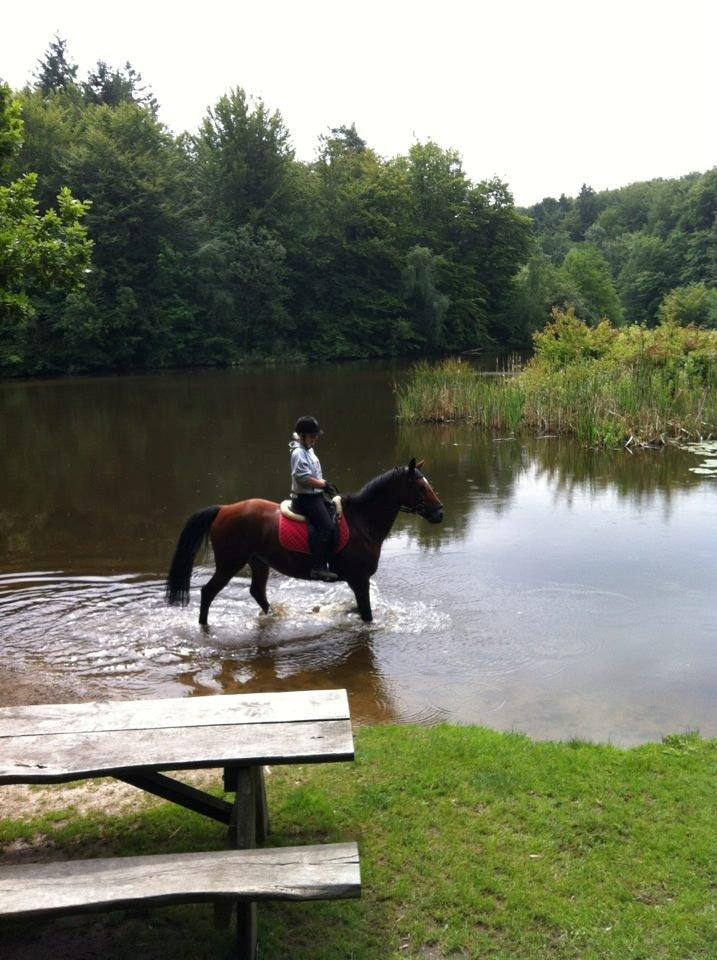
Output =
[{"x1": 278, "y1": 511, "x2": 350, "y2": 555}]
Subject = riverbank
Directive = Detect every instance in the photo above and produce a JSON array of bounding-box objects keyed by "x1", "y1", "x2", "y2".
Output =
[
  {"x1": 396, "y1": 311, "x2": 717, "y2": 446},
  {"x1": 2, "y1": 724, "x2": 714, "y2": 959},
  {"x1": 0, "y1": 664, "x2": 99, "y2": 708}
]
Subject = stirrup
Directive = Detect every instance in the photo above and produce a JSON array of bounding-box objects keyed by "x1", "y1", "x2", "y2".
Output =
[{"x1": 310, "y1": 567, "x2": 339, "y2": 582}]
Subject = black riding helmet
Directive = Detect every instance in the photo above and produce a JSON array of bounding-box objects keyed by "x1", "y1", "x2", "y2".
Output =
[{"x1": 294, "y1": 415, "x2": 322, "y2": 436}]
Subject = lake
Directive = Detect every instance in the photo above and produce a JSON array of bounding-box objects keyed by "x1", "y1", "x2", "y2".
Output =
[{"x1": 1, "y1": 363, "x2": 715, "y2": 745}]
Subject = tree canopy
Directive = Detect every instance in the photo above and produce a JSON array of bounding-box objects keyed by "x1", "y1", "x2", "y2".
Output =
[
  {"x1": 2, "y1": 35, "x2": 715, "y2": 377},
  {"x1": 0, "y1": 82, "x2": 91, "y2": 373},
  {"x1": 506, "y1": 169, "x2": 717, "y2": 338}
]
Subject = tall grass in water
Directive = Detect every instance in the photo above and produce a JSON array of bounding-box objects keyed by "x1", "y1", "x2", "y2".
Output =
[
  {"x1": 396, "y1": 359, "x2": 524, "y2": 430},
  {"x1": 396, "y1": 309, "x2": 717, "y2": 445}
]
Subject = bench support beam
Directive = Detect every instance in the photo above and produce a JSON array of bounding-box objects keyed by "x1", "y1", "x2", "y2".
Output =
[{"x1": 116, "y1": 771, "x2": 233, "y2": 825}]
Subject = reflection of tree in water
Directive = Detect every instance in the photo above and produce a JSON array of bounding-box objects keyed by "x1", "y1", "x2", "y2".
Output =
[
  {"x1": 395, "y1": 422, "x2": 526, "y2": 548},
  {"x1": 1, "y1": 367, "x2": 708, "y2": 573},
  {"x1": 528, "y1": 438, "x2": 702, "y2": 515},
  {"x1": 395, "y1": 421, "x2": 708, "y2": 547},
  {"x1": 175, "y1": 629, "x2": 398, "y2": 725},
  {"x1": 0, "y1": 362, "x2": 401, "y2": 575}
]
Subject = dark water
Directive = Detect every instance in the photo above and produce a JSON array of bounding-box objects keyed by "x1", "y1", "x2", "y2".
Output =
[{"x1": 1, "y1": 364, "x2": 715, "y2": 745}]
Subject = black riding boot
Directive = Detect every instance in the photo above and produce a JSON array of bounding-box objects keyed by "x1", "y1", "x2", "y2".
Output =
[{"x1": 310, "y1": 530, "x2": 338, "y2": 582}]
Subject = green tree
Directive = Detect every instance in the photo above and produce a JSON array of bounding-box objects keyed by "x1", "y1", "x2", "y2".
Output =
[
  {"x1": 4, "y1": 87, "x2": 76, "y2": 210},
  {"x1": 33, "y1": 35, "x2": 79, "y2": 95},
  {"x1": 658, "y1": 283, "x2": 717, "y2": 328},
  {"x1": 299, "y1": 139, "x2": 409, "y2": 357},
  {"x1": 463, "y1": 179, "x2": 532, "y2": 345},
  {"x1": 196, "y1": 226, "x2": 291, "y2": 358},
  {"x1": 190, "y1": 89, "x2": 300, "y2": 355},
  {"x1": 0, "y1": 84, "x2": 92, "y2": 373},
  {"x1": 401, "y1": 146, "x2": 531, "y2": 349},
  {"x1": 562, "y1": 245, "x2": 624, "y2": 324},
  {"x1": 402, "y1": 246, "x2": 449, "y2": 350},
  {"x1": 501, "y1": 252, "x2": 585, "y2": 344},
  {"x1": 83, "y1": 61, "x2": 158, "y2": 116},
  {"x1": 320, "y1": 123, "x2": 367, "y2": 157},
  {"x1": 404, "y1": 141, "x2": 468, "y2": 252},
  {"x1": 193, "y1": 88, "x2": 296, "y2": 231},
  {"x1": 618, "y1": 235, "x2": 676, "y2": 326},
  {"x1": 59, "y1": 101, "x2": 189, "y2": 368},
  {"x1": 0, "y1": 85, "x2": 23, "y2": 168}
]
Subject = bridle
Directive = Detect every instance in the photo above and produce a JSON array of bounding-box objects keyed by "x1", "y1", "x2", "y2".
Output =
[{"x1": 398, "y1": 474, "x2": 443, "y2": 521}]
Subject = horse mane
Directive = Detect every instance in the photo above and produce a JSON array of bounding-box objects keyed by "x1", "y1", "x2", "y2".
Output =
[{"x1": 343, "y1": 467, "x2": 406, "y2": 507}]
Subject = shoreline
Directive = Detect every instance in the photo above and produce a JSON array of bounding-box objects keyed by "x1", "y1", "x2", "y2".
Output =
[{"x1": 0, "y1": 663, "x2": 99, "y2": 709}]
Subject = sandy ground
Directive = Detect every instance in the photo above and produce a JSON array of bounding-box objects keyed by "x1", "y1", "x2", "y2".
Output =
[{"x1": 0, "y1": 664, "x2": 97, "y2": 709}]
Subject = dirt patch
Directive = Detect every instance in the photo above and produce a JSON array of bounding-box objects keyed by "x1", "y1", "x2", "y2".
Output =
[
  {"x1": 0, "y1": 770, "x2": 223, "y2": 831},
  {"x1": 0, "y1": 663, "x2": 100, "y2": 709}
]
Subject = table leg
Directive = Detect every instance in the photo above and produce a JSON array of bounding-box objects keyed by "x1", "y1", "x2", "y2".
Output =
[
  {"x1": 223, "y1": 765, "x2": 258, "y2": 960},
  {"x1": 255, "y1": 766, "x2": 269, "y2": 843}
]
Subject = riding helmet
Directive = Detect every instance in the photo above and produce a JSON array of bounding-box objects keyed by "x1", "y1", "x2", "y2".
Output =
[{"x1": 294, "y1": 415, "x2": 322, "y2": 436}]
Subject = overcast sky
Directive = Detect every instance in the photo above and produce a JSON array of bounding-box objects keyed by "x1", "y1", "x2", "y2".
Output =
[{"x1": 2, "y1": 0, "x2": 715, "y2": 206}]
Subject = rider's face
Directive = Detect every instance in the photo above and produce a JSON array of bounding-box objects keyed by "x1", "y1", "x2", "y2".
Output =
[{"x1": 302, "y1": 433, "x2": 319, "y2": 448}]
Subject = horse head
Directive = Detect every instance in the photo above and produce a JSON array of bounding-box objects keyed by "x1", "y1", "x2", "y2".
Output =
[{"x1": 399, "y1": 458, "x2": 443, "y2": 524}]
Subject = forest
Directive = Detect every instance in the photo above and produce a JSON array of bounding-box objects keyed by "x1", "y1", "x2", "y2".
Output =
[{"x1": 1, "y1": 36, "x2": 716, "y2": 377}]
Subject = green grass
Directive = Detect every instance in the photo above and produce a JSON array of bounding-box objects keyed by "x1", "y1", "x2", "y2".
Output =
[
  {"x1": 2, "y1": 726, "x2": 715, "y2": 959},
  {"x1": 396, "y1": 313, "x2": 717, "y2": 446}
]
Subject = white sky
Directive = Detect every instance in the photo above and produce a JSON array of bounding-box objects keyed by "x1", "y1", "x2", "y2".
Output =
[{"x1": 2, "y1": 0, "x2": 716, "y2": 206}]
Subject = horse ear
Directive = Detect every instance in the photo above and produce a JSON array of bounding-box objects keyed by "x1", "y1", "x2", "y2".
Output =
[
  {"x1": 408, "y1": 458, "x2": 416, "y2": 472},
  {"x1": 416, "y1": 459, "x2": 425, "y2": 470}
]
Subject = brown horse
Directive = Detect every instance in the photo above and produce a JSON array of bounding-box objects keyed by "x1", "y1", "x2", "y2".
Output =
[{"x1": 165, "y1": 458, "x2": 443, "y2": 624}]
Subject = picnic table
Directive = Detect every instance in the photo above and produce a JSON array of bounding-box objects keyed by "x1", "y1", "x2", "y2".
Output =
[{"x1": 0, "y1": 688, "x2": 360, "y2": 958}]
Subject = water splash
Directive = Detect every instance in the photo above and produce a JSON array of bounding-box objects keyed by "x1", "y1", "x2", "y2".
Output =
[{"x1": 0, "y1": 567, "x2": 450, "y2": 700}]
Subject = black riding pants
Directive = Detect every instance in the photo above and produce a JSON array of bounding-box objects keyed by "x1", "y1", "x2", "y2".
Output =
[{"x1": 292, "y1": 493, "x2": 335, "y2": 567}]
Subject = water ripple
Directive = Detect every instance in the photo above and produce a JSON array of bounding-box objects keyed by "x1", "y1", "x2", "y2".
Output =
[{"x1": 0, "y1": 569, "x2": 451, "y2": 702}]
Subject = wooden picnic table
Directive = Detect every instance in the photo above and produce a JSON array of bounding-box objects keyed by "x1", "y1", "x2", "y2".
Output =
[{"x1": 0, "y1": 688, "x2": 359, "y2": 958}]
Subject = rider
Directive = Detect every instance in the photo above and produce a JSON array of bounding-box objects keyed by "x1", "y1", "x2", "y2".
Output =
[{"x1": 289, "y1": 416, "x2": 339, "y2": 582}]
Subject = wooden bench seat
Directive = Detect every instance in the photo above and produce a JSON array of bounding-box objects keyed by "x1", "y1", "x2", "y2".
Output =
[
  {"x1": 0, "y1": 842, "x2": 360, "y2": 919},
  {"x1": 0, "y1": 690, "x2": 359, "y2": 958}
]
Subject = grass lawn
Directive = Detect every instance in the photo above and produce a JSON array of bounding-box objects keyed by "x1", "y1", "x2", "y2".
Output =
[{"x1": 1, "y1": 725, "x2": 715, "y2": 959}]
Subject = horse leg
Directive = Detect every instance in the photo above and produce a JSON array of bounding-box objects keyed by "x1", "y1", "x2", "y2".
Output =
[
  {"x1": 249, "y1": 556, "x2": 271, "y2": 614},
  {"x1": 348, "y1": 577, "x2": 372, "y2": 623},
  {"x1": 199, "y1": 567, "x2": 234, "y2": 626}
]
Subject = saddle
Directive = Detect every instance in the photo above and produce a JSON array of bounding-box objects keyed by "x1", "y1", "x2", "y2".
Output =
[
  {"x1": 280, "y1": 495, "x2": 344, "y2": 521},
  {"x1": 278, "y1": 496, "x2": 350, "y2": 556}
]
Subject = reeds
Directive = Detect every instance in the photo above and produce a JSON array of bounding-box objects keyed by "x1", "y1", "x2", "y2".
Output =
[
  {"x1": 396, "y1": 359, "x2": 525, "y2": 431},
  {"x1": 396, "y1": 313, "x2": 717, "y2": 446}
]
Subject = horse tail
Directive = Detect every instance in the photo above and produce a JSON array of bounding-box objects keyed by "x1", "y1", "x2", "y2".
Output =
[{"x1": 165, "y1": 506, "x2": 221, "y2": 607}]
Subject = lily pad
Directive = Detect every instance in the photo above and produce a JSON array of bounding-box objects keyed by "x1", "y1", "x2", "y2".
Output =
[{"x1": 679, "y1": 441, "x2": 717, "y2": 457}]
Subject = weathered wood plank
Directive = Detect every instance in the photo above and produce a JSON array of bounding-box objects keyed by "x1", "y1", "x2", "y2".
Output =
[
  {"x1": 0, "y1": 843, "x2": 361, "y2": 918},
  {"x1": 0, "y1": 718, "x2": 354, "y2": 784},
  {"x1": 0, "y1": 689, "x2": 350, "y2": 738}
]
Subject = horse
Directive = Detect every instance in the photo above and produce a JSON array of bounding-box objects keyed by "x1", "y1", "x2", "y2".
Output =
[{"x1": 165, "y1": 458, "x2": 443, "y2": 625}]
